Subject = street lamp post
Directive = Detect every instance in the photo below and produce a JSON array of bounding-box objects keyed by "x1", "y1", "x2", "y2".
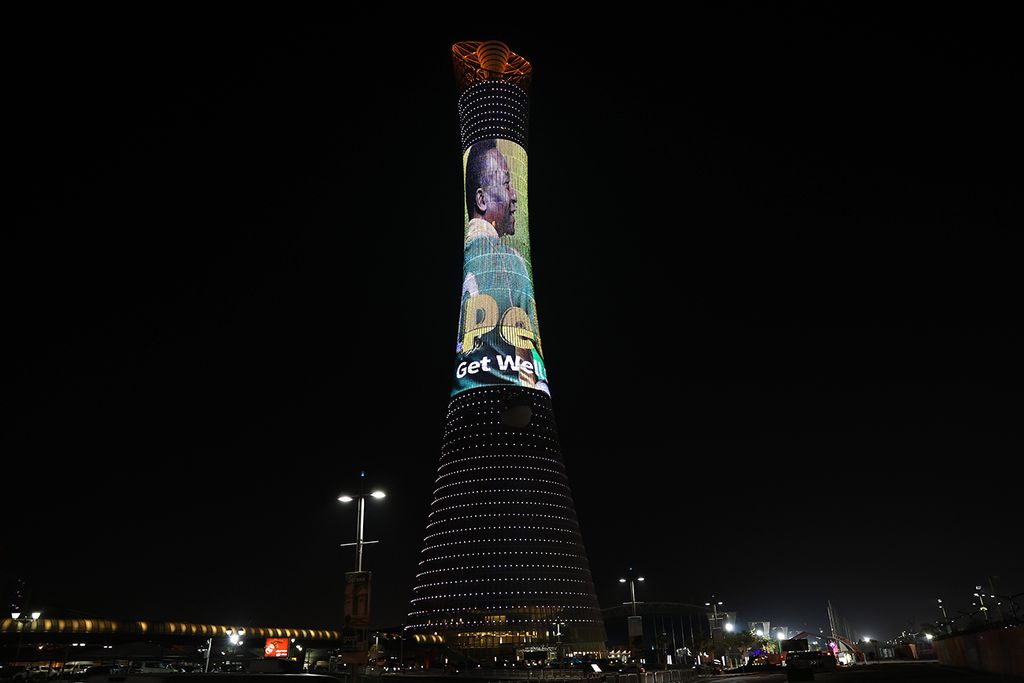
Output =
[
  {"x1": 618, "y1": 569, "x2": 645, "y2": 616},
  {"x1": 722, "y1": 621, "x2": 735, "y2": 667},
  {"x1": 205, "y1": 627, "x2": 245, "y2": 672},
  {"x1": 704, "y1": 598, "x2": 725, "y2": 666},
  {"x1": 973, "y1": 587, "x2": 990, "y2": 623},
  {"x1": 227, "y1": 629, "x2": 246, "y2": 669},
  {"x1": 937, "y1": 598, "x2": 950, "y2": 633},
  {"x1": 11, "y1": 611, "x2": 42, "y2": 667},
  {"x1": 552, "y1": 620, "x2": 565, "y2": 669},
  {"x1": 704, "y1": 599, "x2": 724, "y2": 631},
  {"x1": 619, "y1": 569, "x2": 645, "y2": 662},
  {"x1": 338, "y1": 471, "x2": 386, "y2": 572}
]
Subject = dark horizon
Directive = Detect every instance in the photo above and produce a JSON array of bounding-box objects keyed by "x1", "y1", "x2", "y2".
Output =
[{"x1": 5, "y1": 11, "x2": 1020, "y2": 644}]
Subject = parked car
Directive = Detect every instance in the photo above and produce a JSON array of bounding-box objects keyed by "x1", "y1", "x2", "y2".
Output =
[
  {"x1": 129, "y1": 663, "x2": 175, "y2": 675},
  {"x1": 61, "y1": 662, "x2": 101, "y2": 680},
  {"x1": 691, "y1": 663, "x2": 722, "y2": 675},
  {"x1": 14, "y1": 666, "x2": 57, "y2": 681}
]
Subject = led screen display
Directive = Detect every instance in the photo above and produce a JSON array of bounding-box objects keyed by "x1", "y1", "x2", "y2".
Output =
[
  {"x1": 264, "y1": 638, "x2": 289, "y2": 658},
  {"x1": 453, "y1": 138, "x2": 547, "y2": 396}
]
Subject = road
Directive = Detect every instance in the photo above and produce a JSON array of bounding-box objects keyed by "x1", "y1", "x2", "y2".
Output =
[{"x1": 704, "y1": 662, "x2": 1016, "y2": 682}]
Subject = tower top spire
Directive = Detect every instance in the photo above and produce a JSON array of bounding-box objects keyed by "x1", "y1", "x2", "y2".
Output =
[{"x1": 452, "y1": 40, "x2": 532, "y2": 91}]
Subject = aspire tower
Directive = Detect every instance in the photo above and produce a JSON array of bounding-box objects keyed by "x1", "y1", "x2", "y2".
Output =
[{"x1": 405, "y1": 41, "x2": 606, "y2": 658}]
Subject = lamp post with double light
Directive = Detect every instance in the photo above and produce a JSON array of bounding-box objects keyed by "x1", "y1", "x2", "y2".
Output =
[
  {"x1": 619, "y1": 569, "x2": 645, "y2": 661},
  {"x1": 11, "y1": 610, "x2": 42, "y2": 667},
  {"x1": 704, "y1": 599, "x2": 724, "y2": 631},
  {"x1": 337, "y1": 473, "x2": 386, "y2": 663},
  {"x1": 619, "y1": 569, "x2": 645, "y2": 616},
  {"x1": 704, "y1": 598, "x2": 725, "y2": 661},
  {"x1": 937, "y1": 598, "x2": 951, "y2": 633},
  {"x1": 552, "y1": 619, "x2": 566, "y2": 669},
  {"x1": 205, "y1": 628, "x2": 246, "y2": 672},
  {"x1": 972, "y1": 587, "x2": 991, "y2": 623},
  {"x1": 338, "y1": 472, "x2": 386, "y2": 572}
]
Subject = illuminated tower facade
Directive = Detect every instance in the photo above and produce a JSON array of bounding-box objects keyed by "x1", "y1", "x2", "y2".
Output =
[{"x1": 405, "y1": 41, "x2": 606, "y2": 658}]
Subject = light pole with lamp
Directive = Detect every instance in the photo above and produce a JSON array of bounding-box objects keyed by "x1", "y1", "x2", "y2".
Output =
[
  {"x1": 337, "y1": 472, "x2": 386, "y2": 664},
  {"x1": 11, "y1": 610, "x2": 42, "y2": 667},
  {"x1": 205, "y1": 628, "x2": 245, "y2": 672},
  {"x1": 552, "y1": 619, "x2": 565, "y2": 669},
  {"x1": 619, "y1": 569, "x2": 645, "y2": 661},
  {"x1": 722, "y1": 622, "x2": 735, "y2": 668},
  {"x1": 338, "y1": 472, "x2": 386, "y2": 572},
  {"x1": 937, "y1": 598, "x2": 951, "y2": 633},
  {"x1": 619, "y1": 570, "x2": 645, "y2": 616},
  {"x1": 704, "y1": 598, "x2": 725, "y2": 664},
  {"x1": 704, "y1": 599, "x2": 724, "y2": 630},
  {"x1": 972, "y1": 587, "x2": 990, "y2": 623},
  {"x1": 228, "y1": 627, "x2": 245, "y2": 663}
]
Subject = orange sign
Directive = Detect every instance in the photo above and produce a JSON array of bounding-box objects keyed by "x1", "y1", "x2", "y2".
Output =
[{"x1": 264, "y1": 637, "x2": 289, "y2": 658}]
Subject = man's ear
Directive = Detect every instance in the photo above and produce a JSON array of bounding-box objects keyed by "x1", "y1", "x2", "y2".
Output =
[{"x1": 475, "y1": 187, "x2": 488, "y2": 214}]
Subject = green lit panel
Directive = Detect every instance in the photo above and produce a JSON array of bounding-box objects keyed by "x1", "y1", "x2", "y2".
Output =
[{"x1": 453, "y1": 138, "x2": 547, "y2": 396}]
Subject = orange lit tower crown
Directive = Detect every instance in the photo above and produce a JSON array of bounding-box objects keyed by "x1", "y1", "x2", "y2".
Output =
[{"x1": 405, "y1": 41, "x2": 607, "y2": 657}]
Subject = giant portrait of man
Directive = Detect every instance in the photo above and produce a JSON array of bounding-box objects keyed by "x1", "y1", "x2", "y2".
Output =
[{"x1": 454, "y1": 138, "x2": 548, "y2": 395}]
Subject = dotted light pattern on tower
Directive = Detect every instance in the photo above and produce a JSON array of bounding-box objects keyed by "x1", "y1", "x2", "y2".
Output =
[
  {"x1": 407, "y1": 384, "x2": 606, "y2": 651},
  {"x1": 405, "y1": 40, "x2": 606, "y2": 656},
  {"x1": 457, "y1": 82, "x2": 530, "y2": 151}
]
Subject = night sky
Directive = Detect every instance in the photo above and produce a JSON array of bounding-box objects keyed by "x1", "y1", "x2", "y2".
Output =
[{"x1": 6, "y1": 11, "x2": 1020, "y2": 643}]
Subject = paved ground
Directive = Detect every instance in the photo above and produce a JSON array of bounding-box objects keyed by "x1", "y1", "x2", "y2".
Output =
[{"x1": 704, "y1": 661, "x2": 1018, "y2": 682}]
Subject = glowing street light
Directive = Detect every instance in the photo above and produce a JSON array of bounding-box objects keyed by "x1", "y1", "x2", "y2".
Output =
[
  {"x1": 704, "y1": 598, "x2": 726, "y2": 634},
  {"x1": 338, "y1": 471, "x2": 386, "y2": 572},
  {"x1": 973, "y1": 590, "x2": 991, "y2": 622},
  {"x1": 11, "y1": 610, "x2": 41, "y2": 667},
  {"x1": 619, "y1": 568, "x2": 644, "y2": 616}
]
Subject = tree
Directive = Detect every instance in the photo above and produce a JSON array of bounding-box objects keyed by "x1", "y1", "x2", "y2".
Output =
[{"x1": 700, "y1": 630, "x2": 765, "y2": 662}]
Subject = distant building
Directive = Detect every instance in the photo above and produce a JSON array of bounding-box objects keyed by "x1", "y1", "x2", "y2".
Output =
[{"x1": 748, "y1": 621, "x2": 770, "y2": 636}]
